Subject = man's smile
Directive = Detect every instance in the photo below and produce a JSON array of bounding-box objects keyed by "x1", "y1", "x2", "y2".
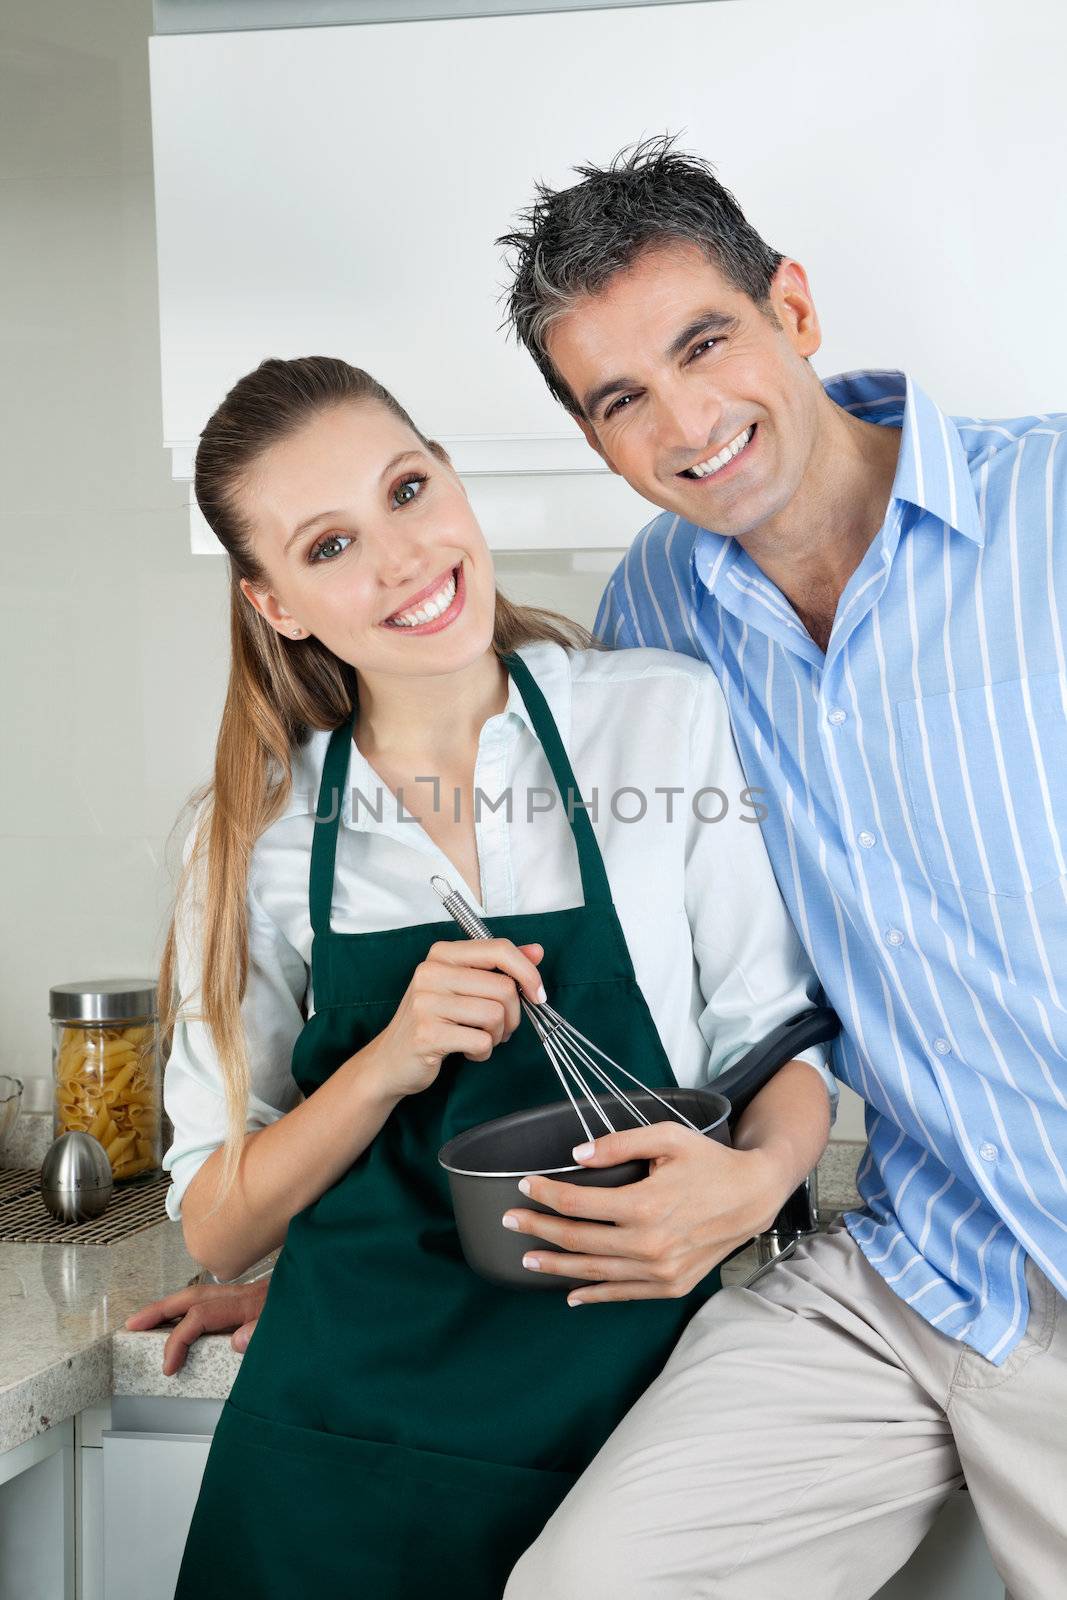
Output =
[{"x1": 678, "y1": 423, "x2": 756, "y2": 482}]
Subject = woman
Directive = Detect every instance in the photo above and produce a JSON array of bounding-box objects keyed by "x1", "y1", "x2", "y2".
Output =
[{"x1": 158, "y1": 355, "x2": 830, "y2": 1598}]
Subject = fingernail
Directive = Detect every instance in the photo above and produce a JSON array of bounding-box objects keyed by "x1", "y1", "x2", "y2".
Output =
[
  {"x1": 502, "y1": 1213, "x2": 519, "y2": 1230},
  {"x1": 567, "y1": 1295, "x2": 584, "y2": 1307},
  {"x1": 517, "y1": 1178, "x2": 532, "y2": 1197},
  {"x1": 522, "y1": 1254, "x2": 541, "y2": 1271},
  {"x1": 537, "y1": 985, "x2": 547, "y2": 1004},
  {"x1": 572, "y1": 1142, "x2": 594, "y2": 1161},
  {"x1": 234, "y1": 1330, "x2": 249, "y2": 1351}
]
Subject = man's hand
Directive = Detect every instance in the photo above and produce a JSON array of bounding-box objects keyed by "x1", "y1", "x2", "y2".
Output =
[
  {"x1": 502, "y1": 1122, "x2": 793, "y2": 1306},
  {"x1": 124, "y1": 1277, "x2": 270, "y2": 1376}
]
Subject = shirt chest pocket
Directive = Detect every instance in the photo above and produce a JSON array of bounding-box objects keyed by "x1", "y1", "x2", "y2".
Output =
[{"x1": 896, "y1": 672, "x2": 1067, "y2": 898}]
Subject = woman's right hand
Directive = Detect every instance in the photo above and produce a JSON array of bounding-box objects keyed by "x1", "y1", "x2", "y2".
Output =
[
  {"x1": 124, "y1": 1277, "x2": 270, "y2": 1376},
  {"x1": 368, "y1": 938, "x2": 546, "y2": 1098}
]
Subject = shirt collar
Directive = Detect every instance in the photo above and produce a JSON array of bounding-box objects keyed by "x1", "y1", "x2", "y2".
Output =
[{"x1": 694, "y1": 367, "x2": 984, "y2": 600}]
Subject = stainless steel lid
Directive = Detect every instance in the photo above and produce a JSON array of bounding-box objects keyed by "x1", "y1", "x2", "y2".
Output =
[{"x1": 49, "y1": 979, "x2": 158, "y2": 1023}]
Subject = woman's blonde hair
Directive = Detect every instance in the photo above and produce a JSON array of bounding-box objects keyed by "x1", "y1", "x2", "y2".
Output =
[{"x1": 159, "y1": 356, "x2": 597, "y2": 1212}]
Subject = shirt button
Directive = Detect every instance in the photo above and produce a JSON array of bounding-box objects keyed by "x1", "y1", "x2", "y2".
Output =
[
  {"x1": 858, "y1": 831, "x2": 876, "y2": 849},
  {"x1": 933, "y1": 1038, "x2": 951, "y2": 1055},
  {"x1": 884, "y1": 927, "x2": 905, "y2": 948},
  {"x1": 827, "y1": 708, "x2": 847, "y2": 726},
  {"x1": 979, "y1": 1142, "x2": 999, "y2": 1163}
]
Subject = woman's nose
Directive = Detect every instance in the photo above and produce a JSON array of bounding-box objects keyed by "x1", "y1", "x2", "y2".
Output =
[{"x1": 375, "y1": 534, "x2": 426, "y2": 590}]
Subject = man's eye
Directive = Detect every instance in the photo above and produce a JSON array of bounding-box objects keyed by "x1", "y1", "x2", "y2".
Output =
[
  {"x1": 689, "y1": 338, "x2": 720, "y2": 361},
  {"x1": 392, "y1": 474, "x2": 427, "y2": 508},
  {"x1": 605, "y1": 394, "x2": 635, "y2": 420},
  {"x1": 309, "y1": 533, "x2": 353, "y2": 563}
]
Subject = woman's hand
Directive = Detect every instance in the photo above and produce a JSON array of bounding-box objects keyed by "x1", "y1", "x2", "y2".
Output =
[
  {"x1": 124, "y1": 1278, "x2": 270, "y2": 1376},
  {"x1": 367, "y1": 938, "x2": 546, "y2": 1098}
]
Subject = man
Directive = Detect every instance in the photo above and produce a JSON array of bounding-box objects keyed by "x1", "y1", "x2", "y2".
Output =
[{"x1": 492, "y1": 138, "x2": 1067, "y2": 1599}]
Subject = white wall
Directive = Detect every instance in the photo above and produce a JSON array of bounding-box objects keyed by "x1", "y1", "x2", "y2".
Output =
[{"x1": 0, "y1": 0, "x2": 865, "y2": 1137}]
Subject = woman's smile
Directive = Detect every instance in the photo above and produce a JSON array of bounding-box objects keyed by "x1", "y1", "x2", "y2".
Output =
[{"x1": 380, "y1": 561, "x2": 466, "y2": 635}]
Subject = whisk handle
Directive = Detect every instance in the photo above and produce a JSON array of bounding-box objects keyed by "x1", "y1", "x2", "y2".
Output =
[{"x1": 430, "y1": 876, "x2": 492, "y2": 942}]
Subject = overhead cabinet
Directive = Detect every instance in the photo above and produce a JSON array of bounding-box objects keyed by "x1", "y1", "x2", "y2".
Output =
[{"x1": 148, "y1": 0, "x2": 1067, "y2": 550}]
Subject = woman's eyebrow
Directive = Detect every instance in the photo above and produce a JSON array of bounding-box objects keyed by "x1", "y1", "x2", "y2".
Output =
[
  {"x1": 284, "y1": 509, "x2": 343, "y2": 555},
  {"x1": 378, "y1": 449, "x2": 423, "y2": 482}
]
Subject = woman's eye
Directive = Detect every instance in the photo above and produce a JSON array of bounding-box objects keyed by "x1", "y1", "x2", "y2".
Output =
[
  {"x1": 392, "y1": 474, "x2": 427, "y2": 508},
  {"x1": 309, "y1": 532, "x2": 353, "y2": 563}
]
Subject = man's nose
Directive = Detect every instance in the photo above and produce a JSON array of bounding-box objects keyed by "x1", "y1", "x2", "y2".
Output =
[{"x1": 656, "y1": 384, "x2": 725, "y2": 468}]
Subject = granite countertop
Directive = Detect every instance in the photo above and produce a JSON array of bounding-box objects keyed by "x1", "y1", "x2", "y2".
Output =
[
  {"x1": 0, "y1": 1119, "x2": 864, "y2": 1457},
  {"x1": 0, "y1": 1219, "x2": 203, "y2": 1453}
]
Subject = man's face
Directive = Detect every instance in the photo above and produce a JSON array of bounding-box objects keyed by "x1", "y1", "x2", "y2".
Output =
[{"x1": 545, "y1": 239, "x2": 823, "y2": 538}]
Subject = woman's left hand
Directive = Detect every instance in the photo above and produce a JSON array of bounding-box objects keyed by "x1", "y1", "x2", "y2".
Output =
[{"x1": 501, "y1": 1124, "x2": 792, "y2": 1305}]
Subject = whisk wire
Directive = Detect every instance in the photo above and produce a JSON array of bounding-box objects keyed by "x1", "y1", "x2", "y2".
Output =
[{"x1": 431, "y1": 876, "x2": 701, "y2": 1139}]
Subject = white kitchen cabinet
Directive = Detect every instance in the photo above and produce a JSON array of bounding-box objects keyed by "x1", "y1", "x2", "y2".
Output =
[
  {"x1": 0, "y1": 1422, "x2": 75, "y2": 1600},
  {"x1": 97, "y1": 1397, "x2": 223, "y2": 1600},
  {"x1": 149, "y1": 0, "x2": 1067, "y2": 553}
]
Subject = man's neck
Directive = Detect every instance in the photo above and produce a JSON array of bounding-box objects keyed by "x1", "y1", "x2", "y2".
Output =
[{"x1": 737, "y1": 399, "x2": 902, "y2": 653}]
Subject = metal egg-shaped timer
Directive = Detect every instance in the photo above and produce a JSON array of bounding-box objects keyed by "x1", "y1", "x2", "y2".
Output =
[{"x1": 40, "y1": 1131, "x2": 113, "y2": 1223}]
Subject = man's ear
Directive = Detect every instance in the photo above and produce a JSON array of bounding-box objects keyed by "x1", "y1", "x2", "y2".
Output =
[
  {"x1": 769, "y1": 258, "x2": 821, "y2": 362},
  {"x1": 572, "y1": 413, "x2": 619, "y2": 477}
]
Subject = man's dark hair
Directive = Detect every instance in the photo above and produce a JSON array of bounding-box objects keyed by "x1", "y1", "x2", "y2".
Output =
[{"x1": 497, "y1": 134, "x2": 783, "y2": 417}]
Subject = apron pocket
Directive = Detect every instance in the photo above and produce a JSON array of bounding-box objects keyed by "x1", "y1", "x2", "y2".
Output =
[{"x1": 177, "y1": 1397, "x2": 578, "y2": 1600}]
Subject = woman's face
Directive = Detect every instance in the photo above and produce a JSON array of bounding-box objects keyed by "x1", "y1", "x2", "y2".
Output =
[{"x1": 237, "y1": 400, "x2": 497, "y2": 679}]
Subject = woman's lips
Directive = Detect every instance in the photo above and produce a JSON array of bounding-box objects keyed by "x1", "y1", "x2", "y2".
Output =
[{"x1": 381, "y1": 563, "x2": 465, "y2": 635}]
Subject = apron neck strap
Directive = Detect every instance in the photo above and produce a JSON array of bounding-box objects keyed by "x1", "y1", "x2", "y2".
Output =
[
  {"x1": 308, "y1": 651, "x2": 612, "y2": 937},
  {"x1": 499, "y1": 650, "x2": 612, "y2": 909},
  {"x1": 309, "y1": 709, "x2": 357, "y2": 938}
]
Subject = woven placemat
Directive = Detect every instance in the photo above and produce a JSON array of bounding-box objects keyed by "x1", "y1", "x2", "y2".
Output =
[{"x1": 0, "y1": 1166, "x2": 170, "y2": 1245}]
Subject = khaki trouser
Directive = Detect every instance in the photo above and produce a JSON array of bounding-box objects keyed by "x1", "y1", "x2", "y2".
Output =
[{"x1": 504, "y1": 1220, "x2": 1066, "y2": 1600}]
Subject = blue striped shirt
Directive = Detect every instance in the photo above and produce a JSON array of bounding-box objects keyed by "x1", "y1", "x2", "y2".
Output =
[{"x1": 595, "y1": 369, "x2": 1067, "y2": 1363}]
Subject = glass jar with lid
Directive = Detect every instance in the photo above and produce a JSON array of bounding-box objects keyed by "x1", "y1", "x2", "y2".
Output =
[{"x1": 50, "y1": 980, "x2": 161, "y2": 1182}]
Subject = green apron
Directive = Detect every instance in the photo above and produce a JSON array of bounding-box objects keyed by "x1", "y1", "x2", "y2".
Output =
[{"x1": 175, "y1": 652, "x2": 721, "y2": 1600}]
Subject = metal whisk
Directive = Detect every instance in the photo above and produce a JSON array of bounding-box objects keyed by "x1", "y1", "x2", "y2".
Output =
[{"x1": 431, "y1": 876, "x2": 701, "y2": 1145}]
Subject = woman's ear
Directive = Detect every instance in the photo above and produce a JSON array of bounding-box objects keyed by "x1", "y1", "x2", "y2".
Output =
[{"x1": 238, "y1": 575, "x2": 305, "y2": 640}]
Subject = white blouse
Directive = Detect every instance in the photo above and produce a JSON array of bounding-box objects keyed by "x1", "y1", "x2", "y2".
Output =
[{"x1": 163, "y1": 642, "x2": 835, "y2": 1219}]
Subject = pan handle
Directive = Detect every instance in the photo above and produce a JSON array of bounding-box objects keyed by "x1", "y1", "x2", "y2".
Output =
[{"x1": 711, "y1": 1005, "x2": 840, "y2": 1123}]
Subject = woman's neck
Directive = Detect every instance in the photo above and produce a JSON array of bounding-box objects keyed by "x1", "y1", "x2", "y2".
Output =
[{"x1": 354, "y1": 648, "x2": 510, "y2": 771}]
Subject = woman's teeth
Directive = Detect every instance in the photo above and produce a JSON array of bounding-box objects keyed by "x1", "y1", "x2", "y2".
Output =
[
  {"x1": 683, "y1": 425, "x2": 753, "y2": 479},
  {"x1": 385, "y1": 568, "x2": 457, "y2": 628}
]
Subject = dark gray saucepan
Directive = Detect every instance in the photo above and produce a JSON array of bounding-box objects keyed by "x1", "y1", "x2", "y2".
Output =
[{"x1": 438, "y1": 1005, "x2": 840, "y2": 1291}]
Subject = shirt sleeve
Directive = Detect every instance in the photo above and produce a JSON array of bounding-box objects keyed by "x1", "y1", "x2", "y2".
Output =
[
  {"x1": 162, "y1": 806, "x2": 308, "y2": 1220},
  {"x1": 682, "y1": 669, "x2": 839, "y2": 1121}
]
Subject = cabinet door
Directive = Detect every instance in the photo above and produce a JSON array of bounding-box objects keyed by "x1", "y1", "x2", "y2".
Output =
[{"x1": 101, "y1": 1432, "x2": 212, "y2": 1600}]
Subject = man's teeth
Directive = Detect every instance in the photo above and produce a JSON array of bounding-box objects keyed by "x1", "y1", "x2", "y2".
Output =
[
  {"x1": 685, "y1": 426, "x2": 753, "y2": 479},
  {"x1": 386, "y1": 569, "x2": 457, "y2": 628}
]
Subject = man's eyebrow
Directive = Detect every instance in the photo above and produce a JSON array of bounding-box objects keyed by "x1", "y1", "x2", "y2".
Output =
[
  {"x1": 582, "y1": 311, "x2": 738, "y2": 420},
  {"x1": 664, "y1": 310, "x2": 738, "y2": 361},
  {"x1": 282, "y1": 451, "x2": 425, "y2": 554}
]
